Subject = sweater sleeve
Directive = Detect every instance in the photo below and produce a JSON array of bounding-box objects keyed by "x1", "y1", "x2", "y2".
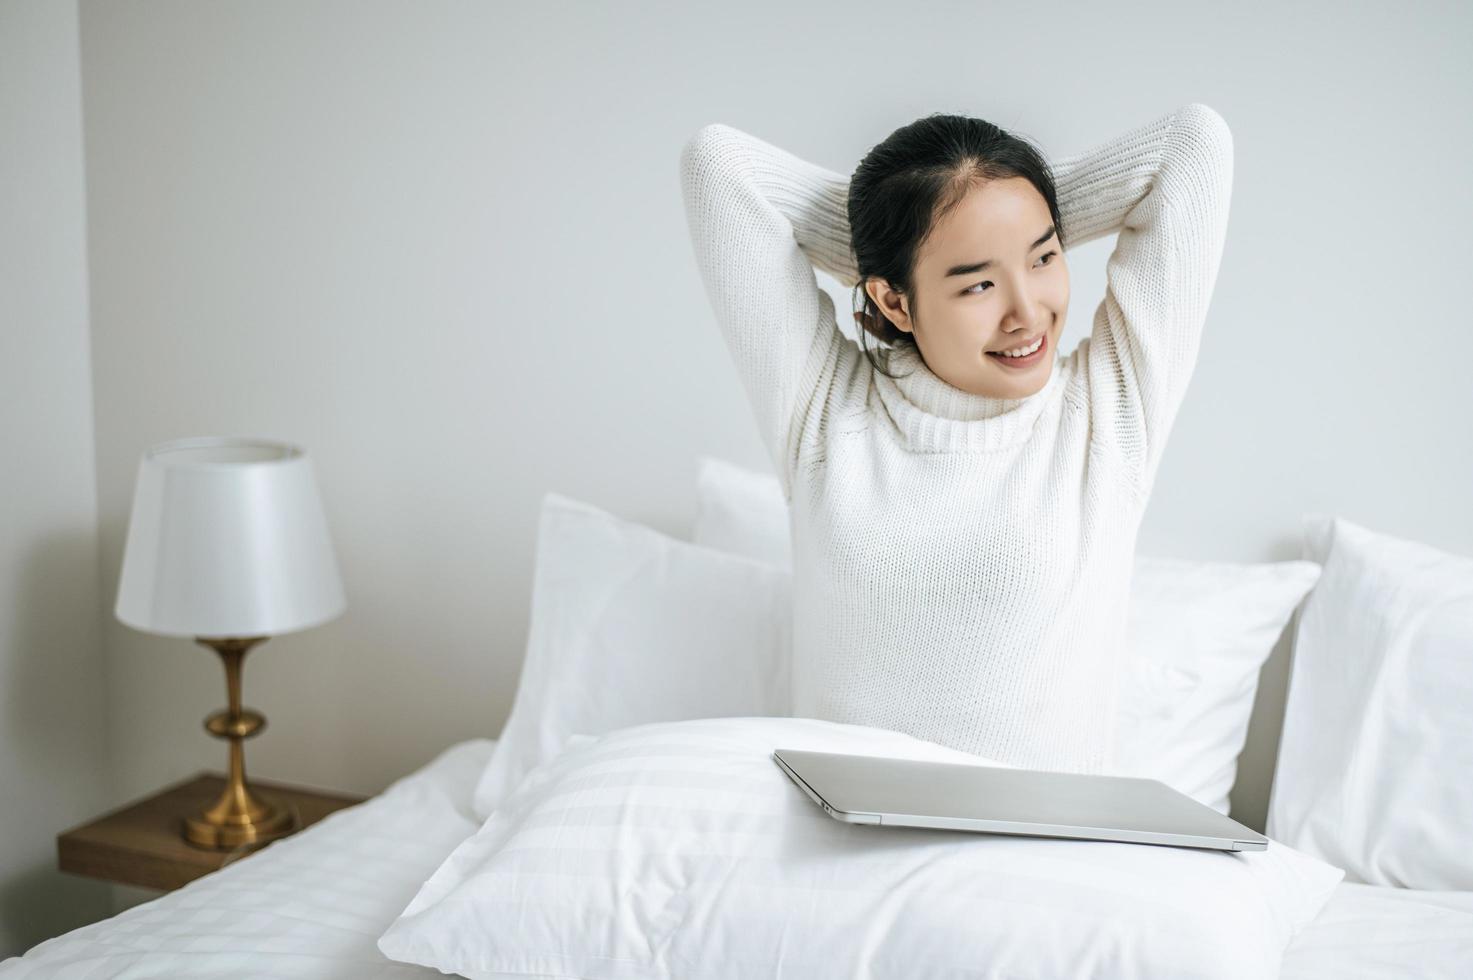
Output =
[
  {"x1": 1051, "y1": 102, "x2": 1235, "y2": 500},
  {"x1": 679, "y1": 123, "x2": 858, "y2": 499}
]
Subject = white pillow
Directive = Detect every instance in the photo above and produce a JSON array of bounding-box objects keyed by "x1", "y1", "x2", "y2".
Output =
[
  {"x1": 1267, "y1": 513, "x2": 1473, "y2": 889},
  {"x1": 1109, "y1": 556, "x2": 1321, "y2": 815},
  {"x1": 380, "y1": 716, "x2": 1345, "y2": 980},
  {"x1": 470, "y1": 492, "x2": 791, "y2": 821},
  {"x1": 695, "y1": 454, "x2": 793, "y2": 568},
  {"x1": 692, "y1": 455, "x2": 1319, "y2": 816}
]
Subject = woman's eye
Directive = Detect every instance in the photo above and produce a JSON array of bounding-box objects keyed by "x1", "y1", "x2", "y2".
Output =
[{"x1": 962, "y1": 251, "x2": 1058, "y2": 296}]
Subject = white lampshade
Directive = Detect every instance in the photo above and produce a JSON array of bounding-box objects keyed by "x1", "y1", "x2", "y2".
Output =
[{"x1": 115, "y1": 436, "x2": 347, "y2": 638}]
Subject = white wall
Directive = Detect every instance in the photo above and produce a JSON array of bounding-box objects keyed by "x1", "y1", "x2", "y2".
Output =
[
  {"x1": 0, "y1": 0, "x2": 112, "y2": 956},
  {"x1": 38, "y1": 0, "x2": 1471, "y2": 936}
]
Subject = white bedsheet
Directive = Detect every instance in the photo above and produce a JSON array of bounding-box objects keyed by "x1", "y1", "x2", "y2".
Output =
[
  {"x1": 0, "y1": 738, "x2": 498, "y2": 978},
  {"x1": 5, "y1": 736, "x2": 1471, "y2": 979},
  {"x1": 1279, "y1": 881, "x2": 1473, "y2": 979}
]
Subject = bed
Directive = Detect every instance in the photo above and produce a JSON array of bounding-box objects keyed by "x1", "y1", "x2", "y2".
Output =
[
  {"x1": 2, "y1": 733, "x2": 1470, "y2": 979},
  {"x1": 4, "y1": 470, "x2": 1470, "y2": 978}
]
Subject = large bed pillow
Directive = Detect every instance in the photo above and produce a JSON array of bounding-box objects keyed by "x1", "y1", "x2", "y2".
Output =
[
  {"x1": 692, "y1": 455, "x2": 1320, "y2": 816},
  {"x1": 1267, "y1": 514, "x2": 1473, "y2": 890},
  {"x1": 1109, "y1": 555, "x2": 1321, "y2": 815},
  {"x1": 470, "y1": 492, "x2": 791, "y2": 821},
  {"x1": 695, "y1": 454, "x2": 793, "y2": 568},
  {"x1": 693, "y1": 454, "x2": 791, "y2": 564},
  {"x1": 380, "y1": 716, "x2": 1345, "y2": 980}
]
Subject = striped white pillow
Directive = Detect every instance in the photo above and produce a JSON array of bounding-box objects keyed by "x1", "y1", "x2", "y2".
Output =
[{"x1": 380, "y1": 716, "x2": 1344, "y2": 980}]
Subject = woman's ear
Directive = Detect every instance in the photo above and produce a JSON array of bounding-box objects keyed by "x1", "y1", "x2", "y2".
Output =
[{"x1": 861, "y1": 277, "x2": 910, "y2": 334}]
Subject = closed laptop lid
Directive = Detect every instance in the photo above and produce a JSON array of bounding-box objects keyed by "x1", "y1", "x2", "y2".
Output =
[{"x1": 773, "y1": 748, "x2": 1268, "y2": 851}]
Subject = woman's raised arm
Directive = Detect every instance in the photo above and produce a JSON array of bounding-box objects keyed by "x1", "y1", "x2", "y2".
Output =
[
  {"x1": 679, "y1": 124, "x2": 857, "y2": 499},
  {"x1": 1051, "y1": 102, "x2": 1235, "y2": 500}
]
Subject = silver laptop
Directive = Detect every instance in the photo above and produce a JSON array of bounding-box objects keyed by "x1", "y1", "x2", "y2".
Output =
[{"x1": 773, "y1": 748, "x2": 1268, "y2": 852}]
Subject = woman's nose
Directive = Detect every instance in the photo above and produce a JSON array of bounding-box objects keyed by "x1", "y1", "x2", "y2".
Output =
[
  {"x1": 1006, "y1": 298, "x2": 1041, "y2": 333},
  {"x1": 1004, "y1": 279, "x2": 1039, "y2": 328}
]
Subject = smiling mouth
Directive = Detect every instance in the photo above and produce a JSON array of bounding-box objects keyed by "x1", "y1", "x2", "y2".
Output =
[{"x1": 986, "y1": 331, "x2": 1048, "y2": 366}]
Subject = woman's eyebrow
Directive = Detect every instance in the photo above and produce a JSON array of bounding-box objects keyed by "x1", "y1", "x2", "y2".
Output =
[{"x1": 944, "y1": 225, "x2": 1058, "y2": 277}]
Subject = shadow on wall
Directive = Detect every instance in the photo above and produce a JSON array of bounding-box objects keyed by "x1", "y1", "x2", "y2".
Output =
[
  {"x1": 1226, "y1": 526, "x2": 1308, "y2": 833},
  {"x1": 0, "y1": 530, "x2": 114, "y2": 956},
  {"x1": 1229, "y1": 617, "x2": 1297, "y2": 833}
]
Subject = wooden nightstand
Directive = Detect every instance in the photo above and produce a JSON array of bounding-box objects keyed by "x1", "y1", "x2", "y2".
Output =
[{"x1": 57, "y1": 772, "x2": 368, "y2": 891}]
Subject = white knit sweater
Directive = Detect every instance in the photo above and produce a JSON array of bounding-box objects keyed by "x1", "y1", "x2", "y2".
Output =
[{"x1": 679, "y1": 103, "x2": 1233, "y2": 774}]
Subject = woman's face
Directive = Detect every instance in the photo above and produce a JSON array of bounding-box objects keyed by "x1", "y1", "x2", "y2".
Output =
[{"x1": 865, "y1": 176, "x2": 1069, "y2": 400}]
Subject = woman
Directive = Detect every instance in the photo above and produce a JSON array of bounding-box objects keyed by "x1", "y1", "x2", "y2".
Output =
[{"x1": 678, "y1": 103, "x2": 1233, "y2": 775}]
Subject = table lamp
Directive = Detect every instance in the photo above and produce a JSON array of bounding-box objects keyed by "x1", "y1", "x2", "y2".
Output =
[{"x1": 114, "y1": 436, "x2": 346, "y2": 850}]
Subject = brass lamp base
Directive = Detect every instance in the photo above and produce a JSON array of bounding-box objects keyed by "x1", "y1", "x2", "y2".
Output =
[
  {"x1": 182, "y1": 787, "x2": 299, "y2": 849},
  {"x1": 185, "y1": 636, "x2": 301, "y2": 851}
]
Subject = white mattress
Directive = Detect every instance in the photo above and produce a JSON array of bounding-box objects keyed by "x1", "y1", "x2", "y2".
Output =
[
  {"x1": 1280, "y1": 882, "x2": 1473, "y2": 980},
  {"x1": 0, "y1": 738, "x2": 499, "y2": 978},
  {"x1": 4, "y1": 737, "x2": 1471, "y2": 979}
]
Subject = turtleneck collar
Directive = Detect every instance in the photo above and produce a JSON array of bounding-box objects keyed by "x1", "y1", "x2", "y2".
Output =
[
  {"x1": 885, "y1": 343, "x2": 1027, "y2": 419},
  {"x1": 873, "y1": 342, "x2": 1068, "y2": 453}
]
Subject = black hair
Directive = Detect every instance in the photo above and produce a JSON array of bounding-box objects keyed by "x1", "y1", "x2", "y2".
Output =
[{"x1": 846, "y1": 113, "x2": 1068, "y2": 379}]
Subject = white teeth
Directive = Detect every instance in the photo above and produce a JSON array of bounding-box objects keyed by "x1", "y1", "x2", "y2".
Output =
[{"x1": 997, "y1": 336, "x2": 1042, "y2": 357}]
